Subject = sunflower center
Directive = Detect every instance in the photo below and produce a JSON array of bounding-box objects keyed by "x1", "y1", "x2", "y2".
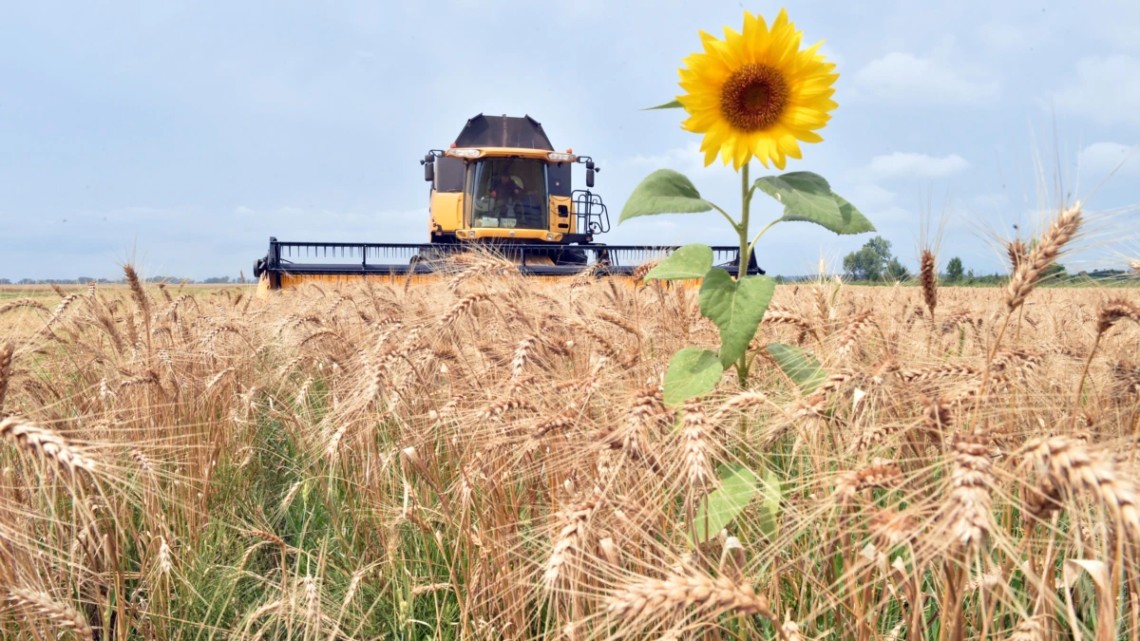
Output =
[{"x1": 719, "y1": 64, "x2": 790, "y2": 131}]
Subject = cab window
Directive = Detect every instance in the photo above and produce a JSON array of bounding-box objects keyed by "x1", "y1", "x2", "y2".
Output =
[{"x1": 470, "y1": 158, "x2": 548, "y2": 229}]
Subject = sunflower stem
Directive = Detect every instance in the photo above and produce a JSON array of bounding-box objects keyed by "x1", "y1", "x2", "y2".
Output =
[
  {"x1": 736, "y1": 162, "x2": 752, "y2": 385},
  {"x1": 747, "y1": 219, "x2": 780, "y2": 256},
  {"x1": 711, "y1": 203, "x2": 742, "y2": 232},
  {"x1": 739, "y1": 162, "x2": 752, "y2": 277}
]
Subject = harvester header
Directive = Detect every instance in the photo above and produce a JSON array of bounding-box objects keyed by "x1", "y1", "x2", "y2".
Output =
[{"x1": 253, "y1": 114, "x2": 760, "y2": 292}]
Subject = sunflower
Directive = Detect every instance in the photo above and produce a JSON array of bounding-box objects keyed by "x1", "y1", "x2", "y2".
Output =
[{"x1": 677, "y1": 8, "x2": 838, "y2": 170}]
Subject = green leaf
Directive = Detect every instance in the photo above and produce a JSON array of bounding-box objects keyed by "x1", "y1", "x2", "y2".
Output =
[
  {"x1": 757, "y1": 470, "x2": 782, "y2": 541},
  {"x1": 619, "y1": 169, "x2": 714, "y2": 223},
  {"x1": 754, "y1": 172, "x2": 875, "y2": 235},
  {"x1": 644, "y1": 99, "x2": 683, "y2": 110},
  {"x1": 699, "y1": 270, "x2": 776, "y2": 368},
  {"x1": 691, "y1": 464, "x2": 760, "y2": 544},
  {"x1": 766, "y1": 342, "x2": 827, "y2": 393},
  {"x1": 826, "y1": 194, "x2": 876, "y2": 235},
  {"x1": 663, "y1": 347, "x2": 723, "y2": 406},
  {"x1": 645, "y1": 244, "x2": 713, "y2": 281}
]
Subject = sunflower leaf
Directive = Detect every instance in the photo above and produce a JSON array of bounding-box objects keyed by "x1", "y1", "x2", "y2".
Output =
[
  {"x1": 644, "y1": 99, "x2": 683, "y2": 110},
  {"x1": 619, "y1": 169, "x2": 714, "y2": 222},
  {"x1": 754, "y1": 172, "x2": 875, "y2": 235},
  {"x1": 757, "y1": 469, "x2": 783, "y2": 541},
  {"x1": 689, "y1": 464, "x2": 761, "y2": 544},
  {"x1": 699, "y1": 270, "x2": 776, "y2": 368},
  {"x1": 766, "y1": 342, "x2": 827, "y2": 393},
  {"x1": 663, "y1": 347, "x2": 723, "y2": 406},
  {"x1": 645, "y1": 244, "x2": 713, "y2": 281}
]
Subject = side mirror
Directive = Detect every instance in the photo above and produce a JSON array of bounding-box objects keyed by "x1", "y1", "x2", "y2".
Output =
[
  {"x1": 586, "y1": 167, "x2": 595, "y2": 188},
  {"x1": 422, "y1": 155, "x2": 434, "y2": 182}
]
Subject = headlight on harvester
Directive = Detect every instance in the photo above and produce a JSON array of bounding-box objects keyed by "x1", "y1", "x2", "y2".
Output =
[
  {"x1": 447, "y1": 148, "x2": 482, "y2": 159},
  {"x1": 547, "y1": 152, "x2": 576, "y2": 162}
]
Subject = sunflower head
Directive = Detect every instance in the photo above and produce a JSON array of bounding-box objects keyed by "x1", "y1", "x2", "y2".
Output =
[{"x1": 677, "y1": 8, "x2": 838, "y2": 170}]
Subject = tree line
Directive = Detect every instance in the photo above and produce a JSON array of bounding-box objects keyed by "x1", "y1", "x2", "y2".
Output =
[
  {"x1": 0, "y1": 276, "x2": 244, "y2": 285},
  {"x1": 840, "y1": 236, "x2": 1099, "y2": 284}
]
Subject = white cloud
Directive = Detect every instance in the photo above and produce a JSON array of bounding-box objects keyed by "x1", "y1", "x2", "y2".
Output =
[
  {"x1": 865, "y1": 152, "x2": 970, "y2": 180},
  {"x1": 853, "y1": 52, "x2": 999, "y2": 104},
  {"x1": 846, "y1": 182, "x2": 897, "y2": 210},
  {"x1": 1078, "y1": 142, "x2": 1140, "y2": 178},
  {"x1": 1053, "y1": 55, "x2": 1140, "y2": 128}
]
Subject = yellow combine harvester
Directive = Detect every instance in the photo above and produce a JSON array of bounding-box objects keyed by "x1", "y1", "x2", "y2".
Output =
[{"x1": 253, "y1": 114, "x2": 759, "y2": 291}]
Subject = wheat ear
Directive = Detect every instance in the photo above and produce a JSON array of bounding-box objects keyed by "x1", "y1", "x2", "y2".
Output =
[
  {"x1": 6, "y1": 587, "x2": 95, "y2": 641},
  {"x1": 1077, "y1": 298, "x2": 1140, "y2": 401},
  {"x1": 1005, "y1": 203, "x2": 1082, "y2": 311},
  {"x1": 606, "y1": 570, "x2": 773, "y2": 630},
  {"x1": 920, "y1": 248, "x2": 937, "y2": 320},
  {"x1": 0, "y1": 415, "x2": 97, "y2": 474},
  {"x1": 0, "y1": 341, "x2": 12, "y2": 414},
  {"x1": 944, "y1": 432, "x2": 995, "y2": 548},
  {"x1": 1025, "y1": 436, "x2": 1140, "y2": 543},
  {"x1": 543, "y1": 495, "x2": 598, "y2": 591}
]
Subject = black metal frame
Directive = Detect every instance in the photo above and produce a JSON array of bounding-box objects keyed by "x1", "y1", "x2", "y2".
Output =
[
  {"x1": 572, "y1": 190, "x2": 609, "y2": 234},
  {"x1": 253, "y1": 237, "x2": 762, "y2": 288}
]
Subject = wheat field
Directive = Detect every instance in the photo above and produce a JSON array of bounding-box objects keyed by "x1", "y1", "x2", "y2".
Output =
[{"x1": 1, "y1": 238, "x2": 1139, "y2": 640}]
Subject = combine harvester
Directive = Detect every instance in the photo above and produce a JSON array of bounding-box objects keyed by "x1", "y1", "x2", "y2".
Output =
[{"x1": 253, "y1": 114, "x2": 759, "y2": 292}]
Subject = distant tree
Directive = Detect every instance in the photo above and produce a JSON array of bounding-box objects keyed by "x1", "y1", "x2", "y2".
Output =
[
  {"x1": 203, "y1": 276, "x2": 232, "y2": 284},
  {"x1": 885, "y1": 257, "x2": 911, "y2": 281},
  {"x1": 945, "y1": 257, "x2": 964, "y2": 283},
  {"x1": 842, "y1": 236, "x2": 894, "y2": 281},
  {"x1": 0, "y1": 278, "x2": 10, "y2": 285},
  {"x1": 1041, "y1": 262, "x2": 1066, "y2": 281}
]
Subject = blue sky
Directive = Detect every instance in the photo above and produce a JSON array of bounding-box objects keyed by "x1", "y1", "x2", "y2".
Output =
[{"x1": 2, "y1": 0, "x2": 1138, "y2": 281}]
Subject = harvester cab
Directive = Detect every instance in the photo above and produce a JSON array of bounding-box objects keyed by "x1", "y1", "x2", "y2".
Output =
[
  {"x1": 253, "y1": 114, "x2": 761, "y2": 292},
  {"x1": 420, "y1": 114, "x2": 608, "y2": 256}
]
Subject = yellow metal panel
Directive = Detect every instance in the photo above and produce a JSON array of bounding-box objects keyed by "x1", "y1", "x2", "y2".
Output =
[
  {"x1": 456, "y1": 228, "x2": 560, "y2": 242},
  {"x1": 549, "y1": 195, "x2": 574, "y2": 235},
  {"x1": 430, "y1": 192, "x2": 465, "y2": 233}
]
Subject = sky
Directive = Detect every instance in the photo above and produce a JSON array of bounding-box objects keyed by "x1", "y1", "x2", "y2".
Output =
[{"x1": 2, "y1": 0, "x2": 1139, "y2": 281}]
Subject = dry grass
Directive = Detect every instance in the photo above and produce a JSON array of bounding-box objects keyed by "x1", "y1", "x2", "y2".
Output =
[{"x1": 0, "y1": 218, "x2": 1138, "y2": 639}]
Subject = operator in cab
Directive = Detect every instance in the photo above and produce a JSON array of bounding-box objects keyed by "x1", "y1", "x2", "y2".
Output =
[{"x1": 491, "y1": 174, "x2": 523, "y2": 200}]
